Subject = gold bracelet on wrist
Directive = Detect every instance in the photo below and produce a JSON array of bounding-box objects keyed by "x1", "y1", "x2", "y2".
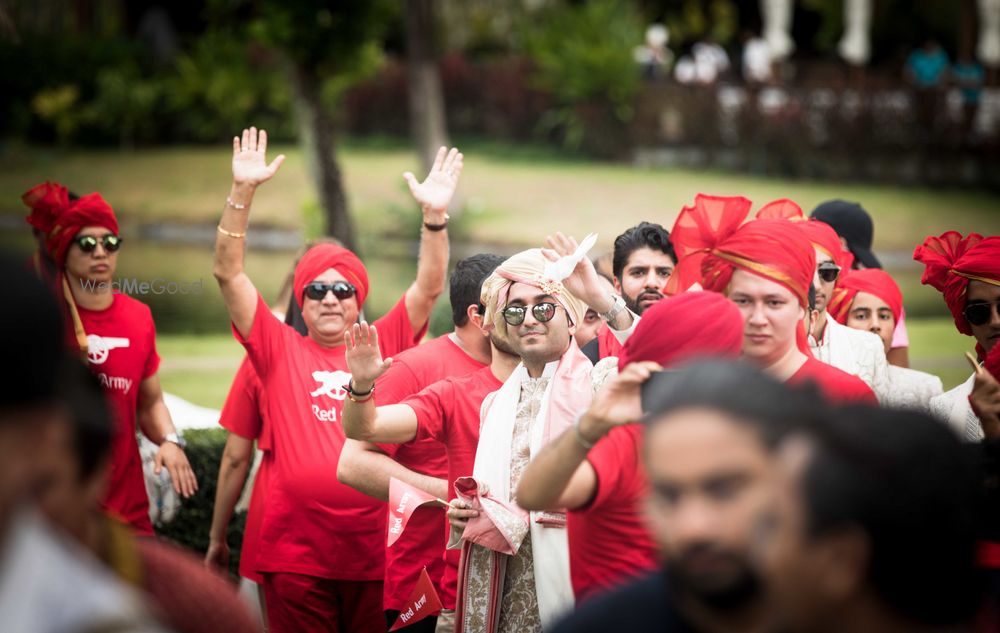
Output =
[{"x1": 217, "y1": 225, "x2": 246, "y2": 239}]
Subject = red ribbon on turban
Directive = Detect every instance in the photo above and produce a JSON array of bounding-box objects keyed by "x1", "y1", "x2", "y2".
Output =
[
  {"x1": 618, "y1": 291, "x2": 743, "y2": 370},
  {"x1": 913, "y1": 232, "x2": 1000, "y2": 337},
  {"x1": 666, "y1": 194, "x2": 751, "y2": 295},
  {"x1": 755, "y1": 199, "x2": 846, "y2": 266},
  {"x1": 292, "y1": 243, "x2": 370, "y2": 308},
  {"x1": 827, "y1": 269, "x2": 903, "y2": 326},
  {"x1": 22, "y1": 182, "x2": 119, "y2": 268}
]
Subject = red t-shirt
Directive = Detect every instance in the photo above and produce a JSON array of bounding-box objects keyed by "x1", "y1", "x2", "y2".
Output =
[
  {"x1": 596, "y1": 325, "x2": 624, "y2": 360},
  {"x1": 406, "y1": 366, "x2": 504, "y2": 609},
  {"x1": 375, "y1": 335, "x2": 486, "y2": 611},
  {"x1": 217, "y1": 356, "x2": 268, "y2": 583},
  {"x1": 569, "y1": 425, "x2": 658, "y2": 601},
  {"x1": 236, "y1": 292, "x2": 425, "y2": 580},
  {"x1": 76, "y1": 294, "x2": 160, "y2": 535},
  {"x1": 789, "y1": 357, "x2": 878, "y2": 404}
]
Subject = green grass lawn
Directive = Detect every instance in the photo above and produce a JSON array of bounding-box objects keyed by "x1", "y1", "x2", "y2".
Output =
[
  {"x1": 159, "y1": 317, "x2": 977, "y2": 410},
  {"x1": 2, "y1": 142, "x2": 998, "y2": 250},
  {"x1": 2, "y1": 142, "x2": 994, "y2": 405}
]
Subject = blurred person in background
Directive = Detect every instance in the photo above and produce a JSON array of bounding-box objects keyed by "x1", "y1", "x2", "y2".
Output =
[
  {"x1": 39, "y1": 358, "x2": 260, "y2": 633},
  {"x1": 755, "y1": 405, "x2": 983, "y2": 632},
  {"x1": 0, "y1": 254, "x2": 160, "y2": 632},
  {"x1": 551, "y1": 361, "x2": 814, "y2": 632}
]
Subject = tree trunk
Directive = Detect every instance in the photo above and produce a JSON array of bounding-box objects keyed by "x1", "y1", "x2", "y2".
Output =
[
  {"x1": 405, "y1": 0, "x2": 449, "y2": 175},
  {"x1": 288, "y1": 63, "x2": 358, "y2": 252}
]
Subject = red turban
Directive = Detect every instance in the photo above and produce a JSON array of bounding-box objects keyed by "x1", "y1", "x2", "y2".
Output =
[
  {"x1": 986, "y1": 342, "x2": 1000, "y2": 381},
  {"x1": 293, "y1": 243, "x2": 370, "y2": 308},
  {"x1": 755, "y1": 198, "x2": 846, "y2": 265},
  {"x1": 22, "y1": 182, "x2": 119, "y2": 268},
  {"x1": 618, "y1": 291, "x2": 743, "y2": 370},
  {"x1": 828, "y1": 269, "x2": 903, "y2": 325},
  {"x1": 913, "y1": 232, "x2": 1000, "y2": 336},
  {"x1": 702, "y1": 219, "x2": 816, "y2": 308},
  {"x1": 666, "y1": 194, "x2": 751, "y2": 295}
]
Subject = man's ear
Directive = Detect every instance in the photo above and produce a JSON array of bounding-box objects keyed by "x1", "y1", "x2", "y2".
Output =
[
  {"x1": 467, "y1": 304, "x2": 487, "y2": 335},
  {"x1": 613, "y1": 276, "x2": 623, "y2": 295}
]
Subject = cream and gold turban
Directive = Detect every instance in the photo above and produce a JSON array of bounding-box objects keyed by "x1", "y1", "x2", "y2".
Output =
[{"x1": 481, "y1": 248, "x2": 588, "y2": 343}]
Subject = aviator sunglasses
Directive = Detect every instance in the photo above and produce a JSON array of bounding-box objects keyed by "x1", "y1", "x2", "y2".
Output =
[
  {"x1": 963, "y1": 301, "x2": 1000, "y2": 327},
  {"x1": 501, "y1": 302, "x2": 561, "y2": 326},
  {"x1": 304, "y1": 281, "x2": 357, "y2": 301},
  {"x1": 74, "y1": 234, "x2": 122, "y2": 253},
  {"x1": 817, "y1": 262, "x2": 841, "y2": 284}
]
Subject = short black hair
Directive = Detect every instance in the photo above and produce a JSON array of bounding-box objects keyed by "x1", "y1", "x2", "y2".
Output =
[
  {"x1": 808, "y1": 284, "x2": 817, "y2": 311},
  {"x1": 450, "y1": 254, "x2": 505, "y2": 327},
  {"x1": 57, "y1": 358, "x2": 114, "y2": 480},
  {"x1": 612, "y1": 222, "x2": 676, "y2": 281},
  {"x1": 641, "y1": 360, "x2": 816, "y2": 448},
  {"x1": 801, "y1": 406, "x2": 982, "y2": 625}
]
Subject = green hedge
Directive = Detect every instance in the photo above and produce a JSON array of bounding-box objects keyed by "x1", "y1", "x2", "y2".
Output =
[{"x1": 155, "y1": 428, "x2": 247, "y2": 579}]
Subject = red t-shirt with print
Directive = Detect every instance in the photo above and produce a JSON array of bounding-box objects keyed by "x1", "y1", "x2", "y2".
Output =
[
  {"x1": 406, "y1": 366, "x2": 504, "y2": 609},
  {"x1": 236, "y1": 292, "x2": 424, "y2": 580},
  {"x1": 375, "y1": 335, "x2": 485, "y2": 611},
  {"x1": 76, "y1": 293, "x2": 160, "y2": 535},
  {"x1": 568, "y1": 424, "x2": 658, "y2": 601}
]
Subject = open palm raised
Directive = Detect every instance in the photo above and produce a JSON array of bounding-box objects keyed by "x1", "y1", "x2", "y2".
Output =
[
  {"x1": 403, "y1": 146, "x2": 464, "y2": 213},
  {"x1": 232, "y1": 126, "x2": 286, "y2": 187}
]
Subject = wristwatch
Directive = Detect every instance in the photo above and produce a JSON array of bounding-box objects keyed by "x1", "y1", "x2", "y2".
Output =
[
  {"x1": 600, "y1": 293, "x2": 627, "y2": 322},
  {"x1": 163, "y1": 432, "x2": 186, "y2": 448}
]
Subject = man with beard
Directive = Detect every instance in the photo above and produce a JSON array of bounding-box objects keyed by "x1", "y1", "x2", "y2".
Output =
[
  {"x1": 594, "y1": 222, "x2": 676, "y2": 359},
  {"x1": 755, "y1": 406, "x2": 982, "y2": 632},
  {"x1": 551, "y1": 361, "x2": 813, "y2": 632},
  {"x1": 344, "y1": 246, "x2": 619, "y2": 632},
  {"x1": 915, "y1": 232, "x2": 1000, "y2": 441}
]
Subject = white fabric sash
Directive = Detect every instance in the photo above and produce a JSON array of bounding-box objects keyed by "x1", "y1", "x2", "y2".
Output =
[{"x1": 472, "y1": 360, "x2": 575, "y2": 629}]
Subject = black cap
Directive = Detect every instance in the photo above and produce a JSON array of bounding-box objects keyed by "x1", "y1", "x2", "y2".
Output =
[
  {"x1": 0, "y1": 254, "x2": 64, "y2": 410},
  {"x1": 810, "y1": 200, "x2": 881, "y2": 269}
]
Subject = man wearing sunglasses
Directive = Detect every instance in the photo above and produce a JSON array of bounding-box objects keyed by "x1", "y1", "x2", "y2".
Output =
[
  {"x1": 916, "y1": 232, "x2": 1000, "y2": 441},
  {"x1": 21, "y1": 182, "x2": 197, "y2": 537},
  {"x1": 214, "y1": 127, "x2": 458, "y2": 633},
  {"x1": 344, "y1": 246, "x2": 623, "y2": 632},
  {"x1": 799, "y1": 218, "x2": 891, "y2": 403}
]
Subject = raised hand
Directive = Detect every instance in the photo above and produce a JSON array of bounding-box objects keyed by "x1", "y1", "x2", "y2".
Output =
[
  {"x1": 543, "y1": 232, "x2": 606, "y2": 310},
  {"x1": 403, "y1": 147, "x2": 464, "y2": 214},
  {"x1": 578, "y1": 361, "x2": 662, "y2": 442},
  {"x1": 232, "y1": 126, "x2": 286, "y2": 187},
  {"x1": 344, "y1": 322, "x2": 393, "y2": 390}
]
